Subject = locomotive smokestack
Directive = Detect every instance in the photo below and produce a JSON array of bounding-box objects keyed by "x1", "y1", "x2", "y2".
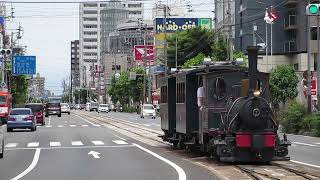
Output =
[{"x1": 247, "y1": 46, "x2": 260, "y2": 90}]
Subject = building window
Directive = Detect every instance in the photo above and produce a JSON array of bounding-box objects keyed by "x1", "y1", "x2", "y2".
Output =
[
  {"x1": 84, "y1": 38, "x2": 98, "y2": 42},
  {"x1": 83, "y1": 17, "x2": 97, "y2": 21},
  {"x1": 128, "y1": 3, "x2": 142, "y2": 8},
  {"x1": 84, "y1": 3, "x2": 97, "y2": 7},
  {"x1": 84, "y1": 52, "x2": 97, "y2": 56},
  {"x1": 100, "y1": 4, "x2": 107, "y2": 7},
  {"x1": 294, "y1": 63, "x2": 299, "y2": 71},
  {"x1": 112, "y1": 65, "x2": 121, "y2": 70},
  {"x1": 84, "y1": 24, "x2": 97, "y2": 28},
  {"x1": 129, "y1": 11, "x2": 141, "y2": 15},
  {"x1": 84, "y1": 31, "x2": 97, "y2": 35},
  {"x1": 83, "y1": 10, "x2": 97, "y2": 14},
  {"x1": 84, "y1": 45, "x2": 97, "y2": 49},
  {"x1": 311, "y1": 27, "x2": 317, "y2": 40}
]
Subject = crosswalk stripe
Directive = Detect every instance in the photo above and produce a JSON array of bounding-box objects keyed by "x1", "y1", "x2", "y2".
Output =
[
  {"x1": 50, "y1": 142, "x2": 61, "y2": 147},
  {"x1": 82, "y1": 124, "x2": 89, "y2": 127},
  {"x1": 93, "y1": 124, "x2": 101, "y2": 127},
  {"x1": 71, "y1": 141, "x2": 83, "y2": 146},
  {"x1": 113, "y1": 140, "x2": 128, "y2": 145},
  {"x1": 27, "y1": 142, "x2": 39, "y2": 147},
  {"x1": 69, "y1": 125, "x2": 76, "y2": 127},
  {"x1": 57, "y1": 125, "x2": 64, "y2": 128},
  {"x1": 45, "y1": 125, "x2": 52, "y2": 128},
  {"x1": 5, "y1": 143, "x2": 18, "y2": 148},
  {"x1": 91, "y1": 141, "x2": 104, "y2": 145}
]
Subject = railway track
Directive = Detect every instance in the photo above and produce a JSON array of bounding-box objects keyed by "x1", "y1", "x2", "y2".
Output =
[{"x1": 75, "y1": 111, "x2": 320, "y2": 180}]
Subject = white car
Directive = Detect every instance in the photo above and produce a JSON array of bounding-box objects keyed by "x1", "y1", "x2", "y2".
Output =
[
  {"x1": 98, "y1": 104, "x2": 109, "y2": 113},
  {"x1": 140, "y1": 104, "x2": 156, "y2": 119},
  {"x1": 0, "y1": 125, "x2": 3, "y2": 158},
  {"x1": 60, "y1": 103, "x2": 70, "y2": 115}
]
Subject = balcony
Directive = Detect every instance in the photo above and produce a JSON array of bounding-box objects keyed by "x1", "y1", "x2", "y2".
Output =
[
  {"x1": 284, "y1": 15, "x2": 297, "y2": 30},
  {"x1": 284, "y1": 41, "x2": 298, "y2": 53}
]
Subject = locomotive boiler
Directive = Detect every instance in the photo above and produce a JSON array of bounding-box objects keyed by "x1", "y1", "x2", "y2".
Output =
[{"x1": 159, "y1": 46, "x2": 290, "y2": 163}]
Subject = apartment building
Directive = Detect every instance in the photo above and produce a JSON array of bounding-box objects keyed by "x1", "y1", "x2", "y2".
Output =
[{"x1": 71, "y1": 40, "x2": 80, "y2": 88}]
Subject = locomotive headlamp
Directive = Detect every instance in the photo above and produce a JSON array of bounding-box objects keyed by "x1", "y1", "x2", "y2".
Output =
[{"x1": 253, "y1": 90, "x2": 261, "y2": 97}]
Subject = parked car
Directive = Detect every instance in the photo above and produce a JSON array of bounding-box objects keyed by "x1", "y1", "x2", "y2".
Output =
[
  {"x1": 80, "y1": 104, "x2": 86, "y2": 110},
  {"x1": 25, "y1": 103, "x2": 45, "y2": 126},
  {"x1": 85, "y1": 102, "x2": 90, "y2": 111},
  {"x1": 75, "y1": 104, "x2": 81, "y2": 110},
  {"x1": 109, "y1": 104, "x2": 116, "y2": 112},
  {"x1": 89, "y1": 102, "x2": 99, "y2": 112},
  {"x1": 140, "y1": 104, "x2": 156, "y2": 119},
  {"x1": 7, "y1": 108, "x2": 37, "y2": 132},
  {"x1": 45, "y1": 97, "x2": 62, "y2": 117},
  {"x1": 0, "y1": 124, "x2": 3, "y2": 158},
  {"x1": 60, "y1": 103, "x2": 71, "y2": 115},
  {"x1": 98, "y1": 104, "x2": 109, "y2": 113}
]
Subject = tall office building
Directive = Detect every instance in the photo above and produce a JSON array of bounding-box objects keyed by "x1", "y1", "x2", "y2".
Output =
[
  {"x1": 71, "y1": 40, "x2": 80, "y2": 88},
  {"x1": 79, "y1": 1, "x2": 144, "y2": 89}
]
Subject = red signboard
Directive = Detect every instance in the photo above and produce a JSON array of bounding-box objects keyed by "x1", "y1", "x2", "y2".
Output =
[{"x1": 134, "y1": 45, "x2": 154, "y2": 62}]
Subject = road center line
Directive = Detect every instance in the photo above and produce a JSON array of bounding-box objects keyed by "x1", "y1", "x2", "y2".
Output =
[
  {"x1": 290, "y1": 160, "x2": 320, "y2": 169},
  {"x1": 291, "y1": 142, "x2": 317, "y2": 147},
  {"x1": 10, "y1": 148, "x2": 41, "y2": 180},
  {"x1": 133, "y1": 143, "x2": 186, "y2": 180}
]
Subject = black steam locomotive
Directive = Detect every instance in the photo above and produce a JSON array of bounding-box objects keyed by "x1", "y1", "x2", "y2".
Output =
[{"x1": 159, "y1": 47, "x2": 290, "y2": 162}]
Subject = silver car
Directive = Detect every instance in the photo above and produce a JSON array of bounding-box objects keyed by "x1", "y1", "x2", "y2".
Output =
[
  {"x1": 0, "y1": 124, "x2": 3, "y2": 158},
  {"x1": 61, "y1": 103, "x2": 71, "y2": 115},
  {"x1": 7, "y1": 108, "x2": 36, "y2": 132}
]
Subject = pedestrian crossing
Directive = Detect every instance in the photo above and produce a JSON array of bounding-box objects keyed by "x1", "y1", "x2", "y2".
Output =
[
  {"x1": 5, "y1": 139, "x2": 129, "y2": 149},
  {"x1": 37, "y1": 124, "x2": 101, "y2": 128}
]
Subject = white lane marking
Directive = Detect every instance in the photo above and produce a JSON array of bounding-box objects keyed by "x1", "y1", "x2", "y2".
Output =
[
  {"x1": 57, "y1": 125, "x2": 64, "y2": 128},
  {"x1": 143, "y1": 124, "x2": 151, "y2": 127},
  {"x1": 69, "y1": 125, "x2": 76, "y2": 127},
  {"x1": 45, "y1": 125, "x2": 52, "y2": 128},
  {"x1": 91, "y1": 141, "x2": 104, "y2": 145},
  {"x1": 292, "y1": 142, "x2": 317, "y2": 147},
  {"x1": 88, "y1": 151, "x2": 100, "y2": 159},
  {"x1": 5, "y1": 143, "x2": 18, "y2": 148},
  {"x1": 316, "y1": 143, "x2": 320, "y2": 145},
  {"x1": 74, "y1": 114, "x2": 100, "y2": 127},
  {"x1": 291, "y1": 160, "x2": 320, "y2": 169},
  {"x1": 113, "y1": 140, "x2": 128, "y2": 145},
  {"x1": 94, "y1": 124, "x2": 101, "y2": 127},
  {"x1": 111, "y1": 133, "x2": 127, "y2": 141},
  {"x1": 133, "y1": 143, "x2": 186, "y2": 180},
  {"x1": 71, "y1": 141, "x2": 83, "y2": 146},
  {"x1": 82, "y1": 124, "x2": 89, "y2": 127},
  {"x1": 6, "y1": 145, "x2": 134, "y2": 151},
  {"x1": 49, "y1": 142, "x2": 61, "y2": 147},
  {"x1": 27, "y1": 142, "x2": 39, "y2": 147},
  {"x1": 11, "y1": 148, "x2": 41, "y2": 180}
]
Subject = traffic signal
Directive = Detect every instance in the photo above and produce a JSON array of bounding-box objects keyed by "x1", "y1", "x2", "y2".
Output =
[
  {"x1": 306, "y1": 4, "x2": 320, "y2": 16},
  {"x1": 0, "y1": 49, "x2": 11, "y2": 55}
]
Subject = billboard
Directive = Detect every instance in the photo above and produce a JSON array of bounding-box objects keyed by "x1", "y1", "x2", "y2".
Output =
[
  {"x1": 134, "y1": 45, "x2": 154, "y2": 62},
  {"x1": 154, "y1": 18, "x2": 212, "y2": 33},
  {"x1": 12, "y1": 56, "x2": 36, "y2": 75}
]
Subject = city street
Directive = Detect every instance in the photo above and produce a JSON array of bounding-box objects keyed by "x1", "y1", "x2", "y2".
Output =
[{"x1": 0, "y1": 112, "x2": 217, "y2": 180}]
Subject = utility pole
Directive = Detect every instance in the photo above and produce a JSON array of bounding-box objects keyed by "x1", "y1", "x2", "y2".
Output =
[
  {"x1": 253, "y1": 23, "x2": 257, "y2": 46},
  {"x1": 175, "y1": 34, "x2": 178, "y2": 68},
  {"x1": 163, "y1": 2, "x2": 168, "y2": 71},
  {"x1": 307, "y1": 1, "x2": 312, "y2": 113},
  {"x1": 317, "y1": 15, "x2": 320, "y2": 109},
  {"x1": 143, "y1": 23, "x2": 147, "y2": 104},
  {"x1": 227, "y1": 0, "x2": 233, "y2": 61},
  {"x1": 266, "y1": 8, "x2": 269, "y2": 72}
]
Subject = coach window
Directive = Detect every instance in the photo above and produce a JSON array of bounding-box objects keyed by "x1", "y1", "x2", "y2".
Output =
[{"x1": 213, "y1": 77, "x2": 226, "y2": 100}]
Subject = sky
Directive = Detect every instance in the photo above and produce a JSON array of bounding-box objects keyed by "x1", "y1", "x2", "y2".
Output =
[{"x1": 6, "y1": 0, "x2": 214, "y2": 95}]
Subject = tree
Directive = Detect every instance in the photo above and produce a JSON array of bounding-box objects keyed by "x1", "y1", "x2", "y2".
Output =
[
  {"x1": 166, "y1": 27, "x2": 214, "y2": 67},
  {"x1": 211, "y1": 35, "x2": 228, "y2": 61},
  {"x1": 269, "y1": 65, "x2": 299, "y2": 104},
  {"x1": 10, "y1": 75, "x2": 28, "y2": 107},
  {"x1": 182, "y1": 53, "x2": 205, "y2": 68}
]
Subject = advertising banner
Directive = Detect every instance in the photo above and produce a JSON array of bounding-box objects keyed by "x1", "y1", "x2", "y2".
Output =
[
  {"x1": 134, "y1": 45, "x2": 155, "y2": 62},
  {"x1": 154, "y1": 18, "x2": 212, "y2": 33}
]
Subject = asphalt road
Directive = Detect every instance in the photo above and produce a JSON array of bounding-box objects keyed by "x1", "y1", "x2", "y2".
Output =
[
  {"x1": 85, "y1": 110, "x2": 320, "y2": 168},
  {"x1": 0, "y1": 112, "x2": 217, "y2": 180}
]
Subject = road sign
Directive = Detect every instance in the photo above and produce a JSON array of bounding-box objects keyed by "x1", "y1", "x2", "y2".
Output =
[
  {"x1": 12, "y1": 56, "x2": 36, "y2": 75},
  {"x1": 134, "y1": 45, "x2": 154, "y2": 62}
]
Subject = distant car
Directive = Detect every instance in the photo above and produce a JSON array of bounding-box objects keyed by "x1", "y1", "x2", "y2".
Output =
[
  {"x1": 140, "y1": 104, "x2": 156, "y2": 119},
  {"x1": 7, "y1": 108, "x2": 37, "y2": 132},
  {"x1": 60, "y1": 103, "x2": 70, "y2": 115},
  {"x1": 75, "y1": 104, "x2": 81, "y2": 110},
  {"x1": 98, "y1": 104, "x2": 109, "y2": 113},
  {"x1": 45, "y1": 97, "x2": 62, "y2": 117},
  {"x1": 0, "y1": 124, "x2": 3, "y2": 158},
  {"x1": 25, "y1": 103, "x2": 45, "y2": 126},
  {"x1": 89, "y1": 102, "x2": 99, "y2": 112},
  {"x1": 109, "y1": 104, "x2": 116, "y2": 112},
  {"x1": 85, "y1": 103, "x2": 90, "y2": 111}
]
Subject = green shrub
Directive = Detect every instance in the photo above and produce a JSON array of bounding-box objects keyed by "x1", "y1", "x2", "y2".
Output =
[
  {"x1": 279, "y1": 100, "x2": 307, "y2": 134},
  {"x1": 123, "y1": 106, "x2": 137, "y2": 113}
]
